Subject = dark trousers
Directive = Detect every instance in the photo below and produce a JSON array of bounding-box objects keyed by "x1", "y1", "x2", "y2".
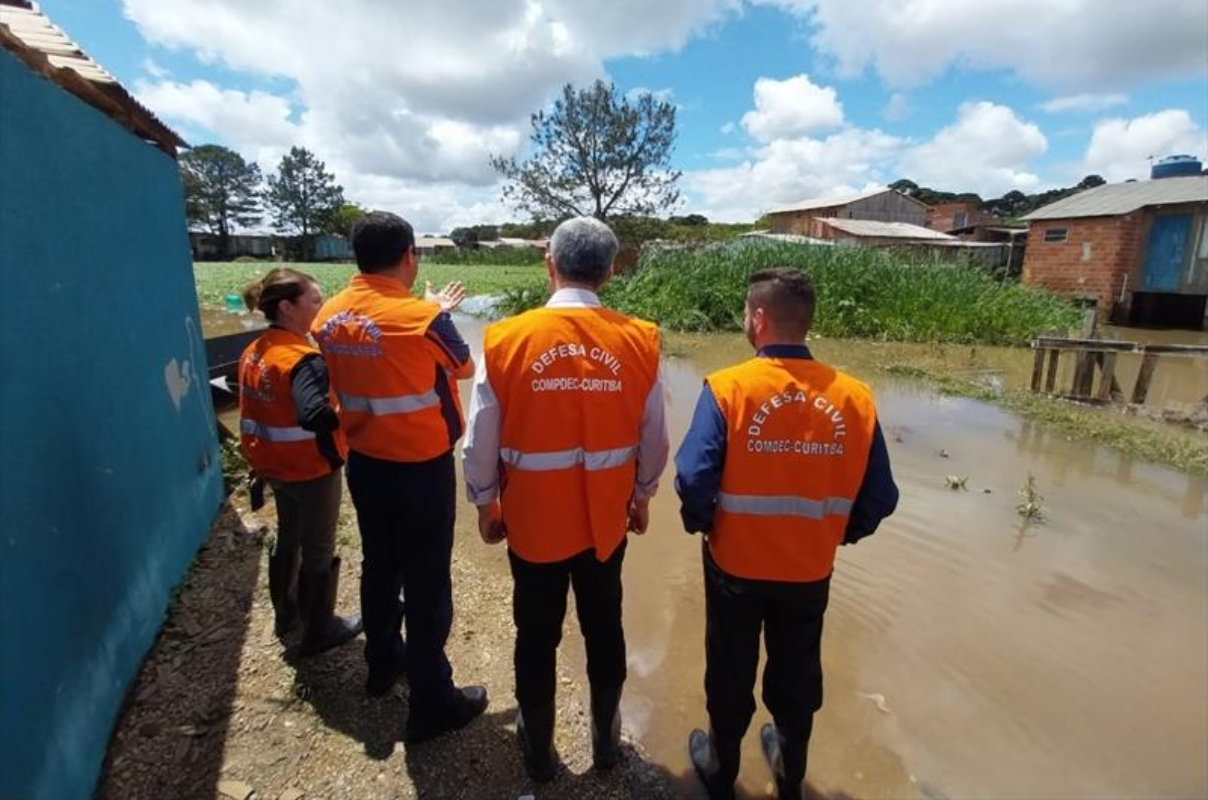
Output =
[
  {"x1": 269, "y1": 468, "x2": 341, "y2": 573},
  {"x1": 703, "y1": 543, "x2": 829, "y2": 744},
  {"x1": 346, "y1": 449, "x2": 455, "y2": 714},
  {"x1": 508, "y1": 540, "x2": 628, "y2": 708}
]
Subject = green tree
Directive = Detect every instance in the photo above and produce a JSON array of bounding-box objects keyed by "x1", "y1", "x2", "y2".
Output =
[
  {"x1": 450, "y1": 224, "x2": 499, "y2": 248},
  {"x1": 265, "y1": 147, "x2": 345, "y2": 260},
  {"x1": 179, "y1": 144, "x2": 263, "y2": 259},
  {"x1": 325, "y1": 202, "x2": 366, "y2": 238},
  {"x1": 491, "y1": 81, "x2": 681, "y2": 222}
]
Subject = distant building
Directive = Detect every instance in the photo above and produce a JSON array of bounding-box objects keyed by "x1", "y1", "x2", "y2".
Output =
[
  {"x1": 0, "y1": 2, "x2": 222, "y2": 798},
  {"x1": 926, "y1": 201, "x2": 1001, "y2": 233},
  {"x1": 415, "y1": 235, "x2": 456, "y2": 255},
  {"x1": 1021, "y1": 172, "x2": 1208, "y2": 328},
  {"x1": 810, "y1": 217, "x2": 957, "y2": 246},
  {"x1": 188, "y1": 230, "x2": 275, "y2": 260},
  {"x1": 766, "y1": 187, "x2": 930, "y2": 235}
]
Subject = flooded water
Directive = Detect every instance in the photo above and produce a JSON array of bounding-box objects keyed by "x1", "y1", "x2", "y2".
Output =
[{"x1": 446, "y1": 315, "x2": 1207, "y2": 799}]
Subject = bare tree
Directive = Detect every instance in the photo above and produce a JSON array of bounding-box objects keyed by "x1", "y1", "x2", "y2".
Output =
[{"x1": 491, "y1": 81, "x2": 681, "y2": 221}]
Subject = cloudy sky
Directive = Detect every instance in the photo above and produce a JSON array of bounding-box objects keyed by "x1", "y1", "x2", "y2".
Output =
[{"x1": 41, "y1": 0, "x2": 1208, "y2": 232}]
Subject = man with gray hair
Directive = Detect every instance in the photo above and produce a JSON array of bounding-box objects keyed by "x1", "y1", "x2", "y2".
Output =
[{"x1": 463, "y1": 216, "x2": 669, "y2": 783}]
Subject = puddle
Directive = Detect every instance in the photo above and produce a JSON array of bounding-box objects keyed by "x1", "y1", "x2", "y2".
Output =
[{"x1": 447, "y1": 317, "x2": 1207, "y2": 799}]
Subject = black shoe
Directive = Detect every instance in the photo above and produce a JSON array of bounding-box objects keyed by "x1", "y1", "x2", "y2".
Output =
[
  {"x1": 516, "y1": 704, "x2": 558, "y2": 783},
  {"x1": 405, "y1": 685, "x2": 488, "y2": 743},
  {"x1": 760, "y1": 723, "x2": 806, "y2": 800},
  {"x1": 590, "y1": 684, "x2": 622, "y2": 770},
  {"x1": 688, "y1": 728, "x2": 738, "y2": 800},
  {"x1": 365, "y1": 647, "x2": 408, "y2": 697},
  {"x1": 295, "y1": 557, "x2": 363, "y2": 657},
  {"x1": 267, "y1": 548, "x2": 300, "y2": 638}
]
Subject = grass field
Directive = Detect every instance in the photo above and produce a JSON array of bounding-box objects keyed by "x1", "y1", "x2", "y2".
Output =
[{"x1": 193, "y1": 261, "x2": 545, "y2": 308}]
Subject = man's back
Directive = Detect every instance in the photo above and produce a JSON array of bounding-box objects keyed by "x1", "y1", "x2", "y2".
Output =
[
  {"x1": 482, "y1": 304, "x2": 661, "y2": 561},
  {"x1": 313, "y1": 273, "x2": 461, "y2": 462}
]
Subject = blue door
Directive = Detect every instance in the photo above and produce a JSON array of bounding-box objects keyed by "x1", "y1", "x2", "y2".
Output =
[{"x1": 1143, "y1": 215, "x2": 1191, "y2": 291}]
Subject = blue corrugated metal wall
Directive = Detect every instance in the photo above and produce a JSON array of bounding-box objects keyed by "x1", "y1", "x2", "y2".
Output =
[{"x1": 0, "y1": 50, "x2": 223, "y2": 799}]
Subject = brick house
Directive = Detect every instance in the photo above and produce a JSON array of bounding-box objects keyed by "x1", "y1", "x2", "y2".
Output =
[
  {"x1": 766, "y1": 187, "x2": 929, "y2": 235},
  {"x1": 926, "y1": 201, "x2": 1000, "y2": 233},
  {"x1": 1021, "y1": 176, "x2": 1208, "y2": 328}
]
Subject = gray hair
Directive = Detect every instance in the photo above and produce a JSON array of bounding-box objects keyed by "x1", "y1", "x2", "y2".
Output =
[{"x1": 549, "y1": 217, "x2": 619, "y2": 286}]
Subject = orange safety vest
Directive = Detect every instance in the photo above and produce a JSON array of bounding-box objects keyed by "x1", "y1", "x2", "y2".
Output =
[
  {"x1": 707, "y1": 357, "x2": 877, "y2": 583},
  {"x1": 238, "y1": 327, "x2": 347, "y2": 482},
  {"x1": 312, "y1": 273, "x2": 462, "y2": 463},
  {"x1": 484, "y1": 306, "x2": 660, "y2": 563}
]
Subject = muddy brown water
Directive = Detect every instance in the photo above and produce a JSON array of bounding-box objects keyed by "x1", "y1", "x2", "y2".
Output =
[
  {"x1": 214, "y1": 309, "x2": 1207, "y2": 798},
  {"x1": 448, "y1": 316, "x2": 1208, "y2": 799}
]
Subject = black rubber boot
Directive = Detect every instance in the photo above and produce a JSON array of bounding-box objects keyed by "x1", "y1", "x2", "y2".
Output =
[
  {"x1": 405, "y1": 685, "x2": 489, "y2": 744},
  {"x1": 590, "y1": 684, "x2": 622, "y2": 770},
  {"x1": 296, "y1": 557, "x2": 363, "y2": 657},
  {"x1": 516, "y1": 704, "x2": 558, "y2": 782},
  {"x1": 688, "y1": 728, "x2": 739, "y2": 800},
  {"x1": 268, "y1": 547, "x2": 300, "y2": 638},
  {"x1": 760, "y1": 723, "x2": 806, "y2": 800}
]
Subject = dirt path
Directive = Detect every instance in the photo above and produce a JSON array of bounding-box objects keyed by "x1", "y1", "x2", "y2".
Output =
[{"x1": 97, "y1": 490, "x2": 687, "y2": 800}]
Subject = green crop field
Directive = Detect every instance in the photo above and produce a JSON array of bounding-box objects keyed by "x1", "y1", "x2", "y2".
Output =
[{"x1": 193, "y1": 261, "x2": 545, "y2": 309}]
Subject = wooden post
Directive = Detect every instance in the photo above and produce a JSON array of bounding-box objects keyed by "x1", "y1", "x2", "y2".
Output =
[
  {"x1": 1044, "y1": 349, "x2": 1060, "y2": 393},
  {"x1": 1097, "y1": 352, "x2": 1117, "y2": 403},
  {"x1": 1031, "y1": 347, "x2": 1045, "y2": 392},
  {"x1": 1131, "y1": 353, "x2": 1159, "y2": 405}
]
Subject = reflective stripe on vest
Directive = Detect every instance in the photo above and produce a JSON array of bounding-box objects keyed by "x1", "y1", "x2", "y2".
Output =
[
  {"x1": 240, "y1": 419, "x2": 315, "y2": 442},
  {"x1": 718, "y1": 491, "x2": 853, "y2": 519},
  {"x1": 499, "y1": 444, "x2": 638, "y2": 472},
  {"x1": 484, "y1": 305, "x2": 661, "y2": 564},
  {"x1": 706, "y1": 356, "x2": 877, "y2": 582},
  {"x1": 338, "y1": 388, "x2": 440, "y2": 416}
]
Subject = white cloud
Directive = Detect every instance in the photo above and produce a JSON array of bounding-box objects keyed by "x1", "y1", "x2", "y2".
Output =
[
  {"x1": 135, "y1": 80, "x2": 301, "y2": 167},
  {"x1": 884, "y1": 92, "x2": 910, "y2": 121},
  {"x1": 1039, "y1": 93, "x2": 1128, "y2": 114},
  {"x1": 761, "y1": 0, "x2": 1208, "y2": 89},
  {"x1": 741, "y1": 75, "x2": 844, "y2": 141},
  {"x1": 140, "y1": 57, "x2": 168, "y2": 80},
  {"x1": 121, "y1": 0, "x2": 747, "y2": 230},
  {"x1": 720, "y1": 121, "x2": 738, "y2": 135},
  {"x1": 627, "y1": 87, "x2": 675, "y2": 103},
  {"x1": 1082, "y1": 110, "x2": 1208, "y2": 183},
  {"x1": 897, "y1": 101, "x2": 1048, "y2": 196},
  {"x1": 686, "y1": 127, "x2": 904, "y2": 221}
]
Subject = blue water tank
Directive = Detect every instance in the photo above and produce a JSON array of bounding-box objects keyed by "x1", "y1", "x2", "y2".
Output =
[{"x1": 1151, "y1": 154, "x2": 1202, "y2": 179}]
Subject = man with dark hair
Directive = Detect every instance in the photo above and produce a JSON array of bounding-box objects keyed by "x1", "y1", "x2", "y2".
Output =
[
  {"x1": 312, "y1": 210, "x2": 488, "y2": 743},
  {"x1": 676, "y1": 267, "x2": 898, "y2": 800},
  {"x1": 462, "y1": 216, "x2": 669, "y2": 782}
]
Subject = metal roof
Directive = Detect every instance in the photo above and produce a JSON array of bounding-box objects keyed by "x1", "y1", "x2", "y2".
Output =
[
  {"x1": 0, "y1": 0, "x2": 186, "y2": 155},
  {"x1": 416, "y1": 236, "x2": 455, "y2": 248},
  {"x1": 1022, "y1": 176, "x2": 1208, "y2": 221},
  {"x1": 816, "y1": 218, "x2": 956, "y2": 240},
  {"x1": 768, "y1": 187, "x2": 928, "y2": 215}
]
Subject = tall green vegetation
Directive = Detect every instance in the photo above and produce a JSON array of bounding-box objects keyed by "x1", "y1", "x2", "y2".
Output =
[{"x1": 500, "y1": 240, "x2": 1081, "y2": 346}]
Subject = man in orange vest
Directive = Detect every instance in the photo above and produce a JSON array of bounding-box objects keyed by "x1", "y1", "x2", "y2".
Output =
[
  {"x1": 312, "y1": 211, "x2": 487, "y2": 743},
  {"x1": 676, "y1": 268, "x2": 898, "y2": 800},
  {"x1": 462, "y1": 216, "x2": 669, "y2": 782}
]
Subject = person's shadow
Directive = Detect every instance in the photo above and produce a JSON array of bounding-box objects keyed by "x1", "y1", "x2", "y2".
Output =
[{"x1": 292, "y1": 654, "x2": 864, "y2": 799}]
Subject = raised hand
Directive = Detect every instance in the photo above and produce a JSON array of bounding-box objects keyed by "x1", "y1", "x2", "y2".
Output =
[{"x1": 425, "y1": 280, "x2": 467, "y2": 313}]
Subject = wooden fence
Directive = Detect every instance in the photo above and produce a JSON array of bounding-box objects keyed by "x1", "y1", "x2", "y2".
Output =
[{"x1": 1030, "y1": 337, "x2": 1208, "y2": 404}]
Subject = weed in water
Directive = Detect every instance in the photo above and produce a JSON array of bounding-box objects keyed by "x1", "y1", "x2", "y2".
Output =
[{"x1": 1016, "y1": 472, "x2": 1045, "y2": 522}]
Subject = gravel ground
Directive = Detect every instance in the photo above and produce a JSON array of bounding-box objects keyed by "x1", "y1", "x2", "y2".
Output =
[{"x1": 96, "y1": 491, "x2": 689, "y2": 800}]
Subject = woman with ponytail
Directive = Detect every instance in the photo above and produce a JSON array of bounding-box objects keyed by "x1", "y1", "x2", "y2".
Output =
[{"x1": 238, "y1": 268, "x2": 362, "y2": 656}]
